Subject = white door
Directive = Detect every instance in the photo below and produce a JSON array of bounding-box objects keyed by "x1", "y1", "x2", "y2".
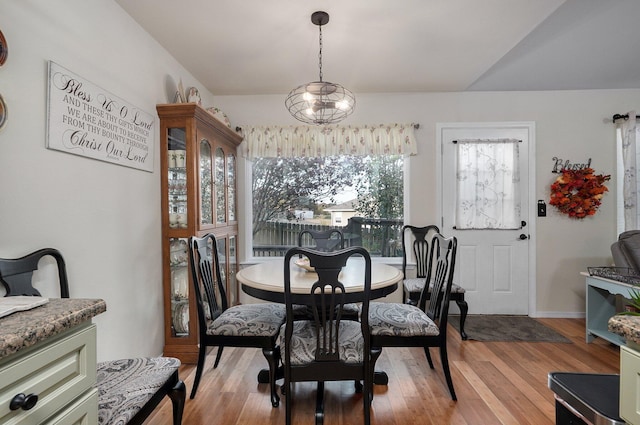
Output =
[{"x1": 438, "y1": 122, "x2": 534, "y2": 315}]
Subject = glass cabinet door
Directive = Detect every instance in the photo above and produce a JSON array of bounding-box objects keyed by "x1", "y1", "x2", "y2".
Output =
[
  {"x1": 227, "y1": 154, "x2": 236, "y2": 222},
  {"x1": 200, "y1": 139, "x2": 213, "y2": 225},
  {"x1": 169, "y1": 237, "x2": 189, "y2": 337},
  {"x1": 168, "y1": 128, "x2": 187, "y2": 230},
  {"x1": 215, "y1": 147, "x2": 226, "y2": 224}
]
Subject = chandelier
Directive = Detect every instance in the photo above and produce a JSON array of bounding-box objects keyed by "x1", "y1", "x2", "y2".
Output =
[{"x1": 285, "y1": 11, "x2": 355, "y2": 125}]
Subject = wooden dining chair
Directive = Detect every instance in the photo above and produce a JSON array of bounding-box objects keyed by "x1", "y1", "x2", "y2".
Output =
[
  {"x1": 0, "y1": 248, "x2": 69, "y2": 297},
  {"x1": 298, "y1": 229, "x2": 345, "y2": 252},
  {"x1": 188, "y1": 233, "x2": 286, "y2": 407},
  {"x1": 280, "y1": 246, "x2": 373, "y2": 425},
  {"x1": 401, "y1": 225, "x2": 468, "y2": 340},
  {"x1": 369, "y1": 233, "x2": 458, "y2": 401},
  {"x1": 297, "y1": 228, "x2": 359, "y2": 320}
]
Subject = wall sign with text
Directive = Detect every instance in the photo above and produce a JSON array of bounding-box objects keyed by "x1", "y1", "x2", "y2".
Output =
[{"x1": 46, "y1": 61, "x2": 155, "y2": 172}]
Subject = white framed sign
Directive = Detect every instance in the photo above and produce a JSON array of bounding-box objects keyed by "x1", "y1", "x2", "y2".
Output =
[{"x1": 46, "y1": 61, "x2": 155, "y2": 172}]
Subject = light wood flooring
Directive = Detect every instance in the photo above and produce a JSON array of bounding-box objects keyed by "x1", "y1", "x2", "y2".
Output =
[{"x1": 145, "y1": 318, "x2": 619, "y2": 425}]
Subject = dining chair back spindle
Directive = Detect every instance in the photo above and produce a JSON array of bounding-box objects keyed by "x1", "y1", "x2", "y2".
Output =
[
  {"x1": 188, "y1": 234, "x2": 286, "y2": 406},
  {"x1": 280, "y1": 247, "x2": 373, "y2": 425}
]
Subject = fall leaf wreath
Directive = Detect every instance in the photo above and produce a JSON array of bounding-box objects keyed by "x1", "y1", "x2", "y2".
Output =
[{"x1": 549, "y1": 168, "x2": 610, "y2": 218}]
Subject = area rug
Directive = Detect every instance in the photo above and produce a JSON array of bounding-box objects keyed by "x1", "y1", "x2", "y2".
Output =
[{"x1": 449, "y1": 315, "x2": 572, "y2": 343}]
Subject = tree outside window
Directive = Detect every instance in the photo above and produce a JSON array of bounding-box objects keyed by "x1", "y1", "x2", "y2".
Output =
[{"x1": 251, "y1": 154, "x2": 404, "y2": 257}]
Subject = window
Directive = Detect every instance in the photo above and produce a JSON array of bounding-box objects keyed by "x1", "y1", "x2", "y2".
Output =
[
  {"x1": 240, "y1": 123, "x2": 417, "y2": 260},
  {"x1": 616, "y1": 118, "x2": 640, "y2": 234},
  {"x1": 249, "y1": 155, "x2": 405, "y2": 258}
]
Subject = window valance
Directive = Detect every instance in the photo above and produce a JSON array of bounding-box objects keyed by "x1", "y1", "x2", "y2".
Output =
[{"x1": 240, "y1": 123, "x2": 418, "y2": 159}]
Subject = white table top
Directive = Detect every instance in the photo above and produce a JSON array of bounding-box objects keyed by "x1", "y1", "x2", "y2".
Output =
[{"x1": 238, "y1": 257, "x2": 402, "y2": 302}]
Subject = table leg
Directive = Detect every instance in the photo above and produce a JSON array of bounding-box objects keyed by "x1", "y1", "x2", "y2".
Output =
[{"x1": 257, "y1": 365, "x2": 283, "y2": 384}]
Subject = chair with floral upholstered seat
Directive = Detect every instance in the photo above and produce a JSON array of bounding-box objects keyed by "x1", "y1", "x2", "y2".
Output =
[
  {"x1": 369, "y1": 233, "x2": 458, "y2": 401},
  {"x1": 401, "y1": 225, "x2": 468, "y2": 340},
  {"x1": 188, "y1": 233, "x2": 286, "y2": 407},
  {"x1": 280, "y1": 246, "x2": 373, "y2": 425}
]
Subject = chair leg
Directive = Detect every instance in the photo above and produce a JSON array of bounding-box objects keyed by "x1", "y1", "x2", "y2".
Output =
[
  {"x1": 262, "y1": 346, "x2": 281, "y2": 408},
  {"x1": 363, "y1": 377, "x2": 371, "y2": 425},
  {"x1": 370, "y1": 348, "x2": 383, "y2": 400},
  {"x1": 169, "y1": 379, "x2": 186, "y2": 425},
  {"x1": 213, "y1": 346, "x2": 224, "y2": 368},
  {"x1": 456, "y1": 299, "x2": 469, "y2": 340},
  {"x1": 439, "y1": 345, "x2": 457, "y2": 401},
  {"x1": 315, "y1": 381, "x2": 325, "y2": 425},
  {"x1": 423, "y1": 347, "x2": 434, "y2": 369},
  {"x1": 190, "y1": 343, "x2": 208, "y2": 399},
  {"x1": 284, "y1": 376, "x2": 292, "y2": 425}
]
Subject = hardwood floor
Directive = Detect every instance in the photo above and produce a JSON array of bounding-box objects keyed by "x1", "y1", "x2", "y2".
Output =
[{"x1": 146, "y1": 318, "x2": 619, "y2": 425}]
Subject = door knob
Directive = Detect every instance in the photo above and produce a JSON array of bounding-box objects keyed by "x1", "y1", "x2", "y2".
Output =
[{"x1": 519, "y1": 234, "x2": 529, "y2": 240}]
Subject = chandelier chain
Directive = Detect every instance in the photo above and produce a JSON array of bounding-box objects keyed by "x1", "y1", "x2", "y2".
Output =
[{"x1": 318, "y1": 24, "x2": 323, "y2": 82}]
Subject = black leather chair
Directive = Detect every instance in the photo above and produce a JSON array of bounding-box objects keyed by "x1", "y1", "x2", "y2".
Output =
[
  {"x1": 280, "y1": 247, "x2": 373, "y2": 425},
  {"x1": 401, "y1": 225, "x2": 468, "y2": 340},
  {"x1": 188, "y1": 233, "x2": 286, "y2": 406},
  {"x1": 369, "y1": 233, "x2": 458, "y2": 401},
  {"x1": 0, "y1": 248, "x2": 69, "y2": 297}
]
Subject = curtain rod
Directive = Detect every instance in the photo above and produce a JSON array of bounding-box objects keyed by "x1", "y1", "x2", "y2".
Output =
[
  {"x1": 613, "y1": 113, "x2": 640, "y2": 122},
  {"x1": 236, "y1": 123, "x2": 420, "y2": 132}
]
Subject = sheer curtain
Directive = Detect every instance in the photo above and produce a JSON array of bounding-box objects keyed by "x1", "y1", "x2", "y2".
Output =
[
  {"x1": 455, "y1": 139, "x2": 521, "y2": 229},
  {"x1": 239, "y1": 123, "x2": 417, "y2": 159},
  {"x1": 617, "y1": 111, "x2": 639, "y2": 232}
]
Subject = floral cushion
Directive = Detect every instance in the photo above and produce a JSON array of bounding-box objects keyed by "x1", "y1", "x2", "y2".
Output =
[
  {"x1": 403, "y1": 278, "x2": 466, "y2": 294},
  {"x1": 97, "y1": 357, "x2": 181, "y2": 425},
  {"x1": 278, "y1": 320, "x2": 364, "y2": 365},
  {"x1": 207, "y1": 303, "x2": 286, "y2": 337},
  {"x1": 369, "y1": 302, "x2": 439, "y2": 337}
]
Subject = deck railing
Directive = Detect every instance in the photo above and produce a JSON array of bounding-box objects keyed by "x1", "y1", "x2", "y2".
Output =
[{"x1": 252, "y1": 217, "x2": 404, "y2": 257}]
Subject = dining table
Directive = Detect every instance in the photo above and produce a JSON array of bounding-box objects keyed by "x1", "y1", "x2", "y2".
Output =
[
  {"x1": 238, "y1": 256, "x2": 402, "y2": 304},
  {"x1": 237, "y1": 256, "x2": 403, "y2": 385}
]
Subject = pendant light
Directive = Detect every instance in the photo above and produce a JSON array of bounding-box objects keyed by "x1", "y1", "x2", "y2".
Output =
[{"x1": 285, "y1": 11, "x2": 355, "y2": 125}]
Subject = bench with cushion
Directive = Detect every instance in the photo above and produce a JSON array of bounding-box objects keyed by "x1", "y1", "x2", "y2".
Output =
[{"x1": 97, "y1": 357, "x2": 186, "y2": 425}]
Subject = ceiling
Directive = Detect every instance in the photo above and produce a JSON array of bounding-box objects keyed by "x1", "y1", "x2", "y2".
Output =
[{"x1": 114, "y1": 0, "x2": 640, "y2": 96}]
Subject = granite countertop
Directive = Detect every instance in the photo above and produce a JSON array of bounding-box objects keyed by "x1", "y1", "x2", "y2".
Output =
[
  {"x1": 609, "y1": 314, "x2": 640, "y2": 345},
  {"x1": 0, "y1": 298, "x2": 106, "y2": 360}
]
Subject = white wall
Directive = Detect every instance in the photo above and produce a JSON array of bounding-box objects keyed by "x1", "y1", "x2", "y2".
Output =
[
  {"x1": 216, "y1": 90, "x2": 640, "y2": 317},
  {"x1": 0, "y1": 0, "x2": 215, "y2": 361}
]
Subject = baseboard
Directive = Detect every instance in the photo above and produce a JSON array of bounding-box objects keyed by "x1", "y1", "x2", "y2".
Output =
[{"x1": 530, "y1": 311, "x2": 585, "y2": 319}]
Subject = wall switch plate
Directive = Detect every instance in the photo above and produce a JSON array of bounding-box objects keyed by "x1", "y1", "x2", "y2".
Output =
[{"x1": 538, "y1": 200, "x2": 547, "y2": 217}]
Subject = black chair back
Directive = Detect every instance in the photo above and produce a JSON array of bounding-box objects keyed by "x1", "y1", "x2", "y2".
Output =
[
  {"x1": 188, "y1": 234, "x2": 227, "y2": 330},
  {"x1": 298, "y1": 229, "x2": 345, "y2": 252},
  {"x1": 402, "y1": 225, "x2": 439, "y2": 279},
  {"x1": 282, "y1": 246, "x2": 373, "y2": 424},
  {"x1": 420, "y1": 234, "x2": 457, "y2": 332},
  {"x1": 0, "y1": 248, "x2": 69, "y2": 297}
]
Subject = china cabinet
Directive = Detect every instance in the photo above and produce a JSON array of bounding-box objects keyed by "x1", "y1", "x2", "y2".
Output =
[{"x1": 157, "y1": 103, "x2": 242, "y2": 363}]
